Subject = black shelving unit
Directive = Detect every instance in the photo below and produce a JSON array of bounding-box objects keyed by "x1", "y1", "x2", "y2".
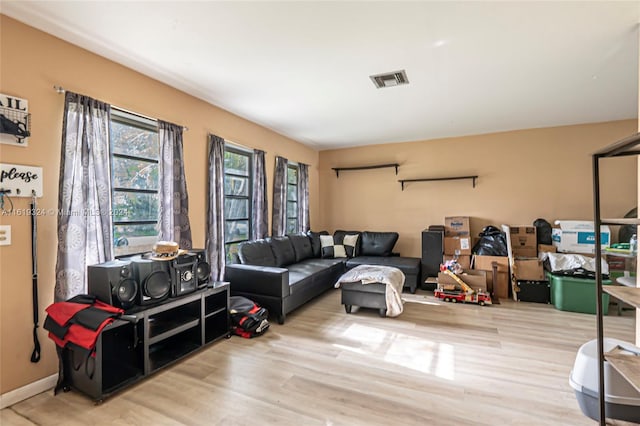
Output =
[
  {"x1": 65, "y1": 283, "x2": 230, "y2": 401},
  {"x1": 592, "y1": 132, "x2": 640, "y2": 425}
]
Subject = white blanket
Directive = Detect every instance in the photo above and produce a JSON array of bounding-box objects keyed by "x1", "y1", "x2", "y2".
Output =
[{"x1": 334, "y1": 265, "x2": 405, "y2": 317}]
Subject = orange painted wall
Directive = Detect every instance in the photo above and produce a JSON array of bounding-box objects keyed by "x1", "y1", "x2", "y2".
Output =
[
  {"x1": 0, "y1": 16, "x2": 319, "y2": 393},
  {"x1": 318, "y1": 120, "x2": 638, "y2": 258}
]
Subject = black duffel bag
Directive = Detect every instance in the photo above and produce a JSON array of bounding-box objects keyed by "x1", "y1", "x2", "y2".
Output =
[{"x1": 229, "y1": 296, "x2": 269, "y2": 338}]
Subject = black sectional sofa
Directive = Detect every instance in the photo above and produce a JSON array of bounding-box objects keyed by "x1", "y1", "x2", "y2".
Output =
[{"x1": 225, "y1": 231, "x2": 420, "y2": 324}]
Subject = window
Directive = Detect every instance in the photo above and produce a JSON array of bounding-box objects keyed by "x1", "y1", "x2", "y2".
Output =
[
  {"x1": 224, "y1": 146, "x2": 252, "y2": 261},
  {"x1": 110, "y1": 110, "x2": 160, "y2": 257},
  {"x1": 286, "y1": 164, "x2": 298, "y2": 235}
]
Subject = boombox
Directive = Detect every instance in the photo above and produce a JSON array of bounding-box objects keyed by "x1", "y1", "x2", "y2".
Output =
[
  {"x1": 170, "y1": 253, "x2": 198, "y2": 297},
  {"x1": 130, "y1": 257, "x2": 171, "y2": 305},
  {"x1": 88, "y1": 260, "x2": 138, "y2": 310},
  {"x1": 88, "y1": 250, "x2": 211, "y2": 308}
]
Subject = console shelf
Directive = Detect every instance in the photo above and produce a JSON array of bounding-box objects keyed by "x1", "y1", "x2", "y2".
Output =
[
  {"x1": 332, "y1": 163, "x2": 399, "y2": 178},
  {"x1": 398, "y1": 175, "x2": 478, "y2": 191},
  {"x1": 64, "y1": 283, "x2": 230, "y2": 401}
]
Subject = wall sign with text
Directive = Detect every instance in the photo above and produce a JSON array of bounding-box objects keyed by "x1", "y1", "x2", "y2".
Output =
[
  {"x1": 0, "y1": 93, "x2": 30, "y2": 147},
  {"x1": 0, "y1": 163, "x2": 43, "y2": 197}
]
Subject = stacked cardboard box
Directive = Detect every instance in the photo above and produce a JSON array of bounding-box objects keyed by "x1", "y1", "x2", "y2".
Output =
[
  {"x1": 552, "y1": 221, "x2": 611, "y2": 254},
  {"x1": 443, "y1": 216, "x2": 472, "y2": 267},
  {"x1": 472, "y1": 255, "x2": 509, "y2": 299},
  {"x1": 502, "y1": 224, "x2": 548, "y2": 302}
]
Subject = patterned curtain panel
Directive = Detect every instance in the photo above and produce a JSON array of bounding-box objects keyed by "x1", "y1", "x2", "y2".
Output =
[
  {"x1": 251, "y1": 149, "x2": 268, "y2": 240},
  {"x1": 55, "y1": 92, "x2": 113, "y2": 301},
  {"x1": 158, "y1": 120, "x2": 192, "y2": 249},
  {"x1": 297, "y1": 163, "x2": 310, "y2": 232},
  {"x1": 271, "y1": 155, "x2": 288, "y2": 237},
  {"x1": 206, "y1": 135, "x2": 226, "y2": 280}
]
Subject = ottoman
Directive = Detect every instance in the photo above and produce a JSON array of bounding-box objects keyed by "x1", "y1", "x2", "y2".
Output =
[
  {"x1": 345, "y1": 256, "x2": 421, "y2": 293},
  {"x1": 340, "y1": 281, "x2": 387, "y2": 317}
]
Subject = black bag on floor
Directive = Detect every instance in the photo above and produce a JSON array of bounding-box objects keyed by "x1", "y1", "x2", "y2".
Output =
[{"x1": 229, "y1": 296, "x2": 269, "y2": 338}]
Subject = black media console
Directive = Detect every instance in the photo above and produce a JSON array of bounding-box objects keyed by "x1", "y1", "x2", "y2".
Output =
[{"x1": 64, "y1": 283, "x2": 230, "y2": 401}]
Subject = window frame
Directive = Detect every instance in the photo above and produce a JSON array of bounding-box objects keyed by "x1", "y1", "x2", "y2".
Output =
[
  {"x1": 110, "y1": 108, "x2": 160, "y2": 258},
  {"x1": 223, "y1": 144, "x2": 253, "y2": 260}
]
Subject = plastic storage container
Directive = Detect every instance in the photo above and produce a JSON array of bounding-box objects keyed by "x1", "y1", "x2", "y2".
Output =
[
  {"x1": 547, "y1": 273, "x2": 611, "y2": 315},
  {"x1": 569, "y1": 338, "x2": 640, "y2": 423}
]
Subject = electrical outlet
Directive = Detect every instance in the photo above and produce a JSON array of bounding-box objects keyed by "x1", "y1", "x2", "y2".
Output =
[{"x1": 0, "y1": 225, "x2": 11, "y2": 246}]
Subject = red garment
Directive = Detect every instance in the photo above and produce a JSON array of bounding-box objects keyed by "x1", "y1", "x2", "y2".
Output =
[{"x1": 45, "y1": 298, "x2": 123, "y2": 352}]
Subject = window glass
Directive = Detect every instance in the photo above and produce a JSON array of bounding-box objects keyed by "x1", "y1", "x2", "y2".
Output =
[
  {"x1": 224, "y1": 146, "x2": 252, "y2": 261},
  {"x1": 110, "y1": 110, "x2": 160, "y2": 257},
  {"x1": 286, "y1": 165, "x2": 298, "y2": 234}
]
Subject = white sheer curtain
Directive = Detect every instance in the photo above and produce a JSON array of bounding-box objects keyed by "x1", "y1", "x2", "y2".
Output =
[
  {"x1": 206, "y1": 135, "x2": 226, "y2": 280},
  {"x1": 251, "y1": 149, "x2": 268, "y2": 240},
  {"x1": 297, "y1": 163, "x2": 310, "y2": 232},
  {"x1": 271, "y1": 156, "x2": 288, "y2": 236},
  {"x1": 55, "y1": 92, "x2": 113, "y2": 301},
  {"x1": 158, "y1": 120, "x2": 192, "y2": 249}
]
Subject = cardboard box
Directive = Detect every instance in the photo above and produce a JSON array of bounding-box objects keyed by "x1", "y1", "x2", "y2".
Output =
[
  {"x1": 444, "y1": 216, "x2": 470, "y2": 236},
  {"x1": 504, "y1": 225, "x2": 537, "y2": 257},
  {"x1": 513, "y1": 259, "x2": 545, "y2": 281},
  {"x1": 437, "y1": 269, "x2": 487, "y2": 292},
  {"x1": 444, "y1": 254, "x2": 471, "y2": 270},
  {"x1": 538, "y1": 244, "x2": 557, "y2": 253},
  {"x1": 444, "y1": 236, "x2": 472, "y2": 255},
  {"x1": 472, "y1": 255, "x2": 509, "y2": 299},
  {"x1": 551, "y1": 221, "x2": 611, "y2": 254}
]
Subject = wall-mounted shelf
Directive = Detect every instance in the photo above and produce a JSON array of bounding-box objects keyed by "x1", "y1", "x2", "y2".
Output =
[
  {"x1": 398, "y1": 175, "x2": 478, "y2": 191},
  {"x1": 332, "y1": 163, "x2": 399, "y2": 178}
]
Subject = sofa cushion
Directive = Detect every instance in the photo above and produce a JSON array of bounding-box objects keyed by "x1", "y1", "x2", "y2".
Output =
[
  {"x1": 320, "y1": 235, "x2": 347, "y2": 259},
  {"x1": 361, "y1": 231, "x2": 399, "y2": 256},
  {"x1": 334, "y1": 230, "x2": 362, "y2": 255},
  {"x1": 289, "y1": 234, "x2": 313, "y2": 262},
  {"x1": 307, "y1": 230, "x2": 329, "y2": 257},
  {"x1": 238, "y1": 240, "x2": 277, "y2": 266},
  {"x1": 270, "y1": 236, "x2": 296, "y2": 267}
]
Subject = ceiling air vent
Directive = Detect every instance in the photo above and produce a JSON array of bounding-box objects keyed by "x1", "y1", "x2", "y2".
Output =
[{"x1": 370, "y1": 70, "x2": 409, "y2": 89}]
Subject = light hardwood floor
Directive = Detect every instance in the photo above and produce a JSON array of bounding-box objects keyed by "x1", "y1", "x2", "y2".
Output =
[{"x1": 1, "y1": 289, "x2": 637, "y2": 425}]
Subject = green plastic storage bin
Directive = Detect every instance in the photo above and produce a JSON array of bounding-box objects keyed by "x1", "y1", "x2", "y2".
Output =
[{"x1": 547, "y1": 272, "x2": 611, "y2": 315}]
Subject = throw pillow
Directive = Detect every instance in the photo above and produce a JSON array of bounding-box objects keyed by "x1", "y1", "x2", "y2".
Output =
[
  {"x1": 320, "y1": 235, "x2": 347, "y2": 259},
  {"x1": 343, "y1": 234, "x2": 359, "y2": 258},
  {"x1": 307, "y1": 230, "x2": 329, "y2": 257}
]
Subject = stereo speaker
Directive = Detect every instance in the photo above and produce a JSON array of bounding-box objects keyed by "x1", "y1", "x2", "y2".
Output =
[
  {"x1": 131, "y1": 258, "x2": 171, "y2": 306},
  {"x1": 88, "y1": 260, "x2": 138, "y2": 310},
  {"x1": 189, "y1": 249, "x2": 211, "y2": 288},
  {"x1": 422, "y1": 229, "x2": 444, "y2": 289},
  {"x1": 170, "y1": 253, "x2": 198, "y2": 297}
]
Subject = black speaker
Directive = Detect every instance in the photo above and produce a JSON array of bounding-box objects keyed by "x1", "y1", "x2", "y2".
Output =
[
  {"x1": 131, "y1": 258, "x2": 171, "y2": 306},
  {"x1": 170, "y1": 253, "x2": 198, "y2": 297},
  {"x1": 189, "y1": 249, "x2": 210, "y2": 288},
  {"x1": 422, "y1": 229, "x2": 444, "y2": 288},
  {"x1": 88, "y1": 260, "x2": 138, "y2": 309}
]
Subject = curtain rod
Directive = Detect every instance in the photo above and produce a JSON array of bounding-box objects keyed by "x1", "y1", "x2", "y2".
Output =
[{"x1": 53, "y1": 85, "x2": 189, "y2": 131}]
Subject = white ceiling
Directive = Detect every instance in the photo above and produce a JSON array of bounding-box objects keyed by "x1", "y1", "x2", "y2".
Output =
[{"x1": 3, "y1": 1, "x2": 639, "y2": 150}]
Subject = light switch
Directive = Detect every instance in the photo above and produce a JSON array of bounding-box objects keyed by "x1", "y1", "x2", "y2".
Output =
[{"x1": 0, "y1": 225, "x2": 11, "y2": 246}]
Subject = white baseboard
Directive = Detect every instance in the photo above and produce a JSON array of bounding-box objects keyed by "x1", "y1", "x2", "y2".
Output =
[{"x1": 0, "y1": 374, "x2": 58, "y2": 409}]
